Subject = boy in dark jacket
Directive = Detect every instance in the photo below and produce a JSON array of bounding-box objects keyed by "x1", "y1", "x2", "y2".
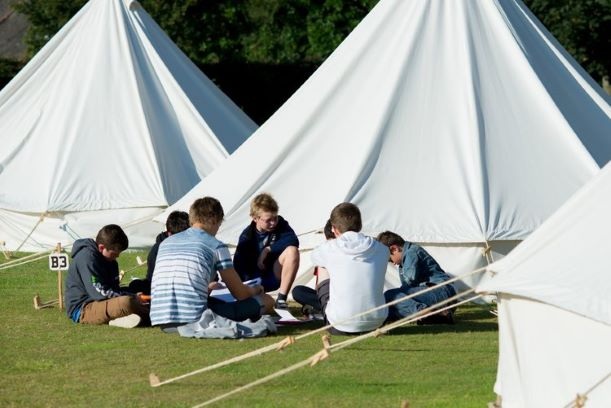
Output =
[
  {"x1": 64, "y1": 224, "x2": 149, "y2": 328},
  {"x1": 233, "y1": 193, "x2": 299, "y2": 309},
  {"x1": 128, "y1": 211, "x2": 189, "y2": 295},
  {"x1": 291, "y1": 219, "x2": 334, "y2": 315}
]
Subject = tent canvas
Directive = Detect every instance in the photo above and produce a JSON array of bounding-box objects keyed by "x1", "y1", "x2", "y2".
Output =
[
  {"x1": 159, "y1": 0, "x2": 611, "y2": 289},
  {"x1": 0, "y1": 0, "x2": 257, "y2": 251},
  {"x1": 476, "y1": 163, "x2": 611, "y2": 407}
]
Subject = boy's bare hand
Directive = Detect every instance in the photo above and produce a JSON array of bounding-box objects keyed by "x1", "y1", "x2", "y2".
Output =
[
  {"x1": 208, "y1": 281, "x2": 223, "y2": 292},
  {"x1": 249, "y1": 284, "x2": 265, "y2": 297}
]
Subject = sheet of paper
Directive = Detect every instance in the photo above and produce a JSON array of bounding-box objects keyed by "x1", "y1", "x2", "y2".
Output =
[
  {"x1": 209, "y1": 278, "x2": 262, "y2": 302},
  {"x1": 274, "y1": 307, "x2": 300, "y2": 321},
  {"x1": 275, "y1": 308, "x2": 313, "y2": 325}
]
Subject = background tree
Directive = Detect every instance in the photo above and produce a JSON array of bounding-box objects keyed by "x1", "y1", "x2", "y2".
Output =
[
  {"x1": 12, "y1": 0, "x2": 84, "y2": 55},
  {"x1": 143, "y1": 0, "x2": 249, "y2": 63},
  {"x1": 524, "y1": 0, "x2": 610, "y2": 84},
  {"x1": 7, "y1": 0, "x2": 610, "y2": 121}
]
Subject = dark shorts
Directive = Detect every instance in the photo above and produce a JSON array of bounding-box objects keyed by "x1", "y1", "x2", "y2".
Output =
[
  {"x1": 238, "y1": 252, "x2": 282, "y2": 292},
  {"x1": 208, "y1": 296, "x2": 264, "y2": 322},
  {"x1": 242, "y1": 265, "x2": 281, "y2": 292},
  {"x1": 292, "y1": 285, "x2": 320, "y2": 309},
  {"x1": 261, "y1": 271, "x2": 281, "y2": 292}
]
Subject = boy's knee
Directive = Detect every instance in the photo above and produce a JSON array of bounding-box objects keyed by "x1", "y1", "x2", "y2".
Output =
[
  {"x1": 119, "y1": 295, "x2": 145, "y2": 315},
  {"x1": 116, "y1": 295, "x2": 134, "y2": 310},
  {"x1": 279, "y1": 246, "x2": 299, "y2": 264},
  {"x1": 261, "y1": 294, "x2": 275, "y2": 314}
]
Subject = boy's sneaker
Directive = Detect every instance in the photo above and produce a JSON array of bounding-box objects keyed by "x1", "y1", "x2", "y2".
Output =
[
  {"x1": 301, "y1": 304, "x2": 314, "y2": 316},
  {"x1": 301, "y1": 304, "x2": 321, "y2": 316},
  {"x1": 275, "y1": 298, "x2": 288, "y2": 310},
  {"x1": 108, "y1": 314, "x2": 141, "y2": 328}
]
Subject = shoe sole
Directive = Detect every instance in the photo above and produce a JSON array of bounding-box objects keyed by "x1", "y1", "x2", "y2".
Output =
[{"x1": 108, "y1": 314, "x2": 141, "y2": 328}]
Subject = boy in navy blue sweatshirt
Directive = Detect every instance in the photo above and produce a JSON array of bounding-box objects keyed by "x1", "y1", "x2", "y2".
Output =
[{"x1": 233, "y1": 193, "x2": 299, "y2": 309}]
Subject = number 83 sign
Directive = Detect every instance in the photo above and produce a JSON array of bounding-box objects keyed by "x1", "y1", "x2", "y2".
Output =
[{"x1": 49, "y1": 253, "x2": 69, "y2": 270}]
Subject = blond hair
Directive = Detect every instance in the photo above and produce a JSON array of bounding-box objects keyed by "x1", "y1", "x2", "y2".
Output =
[{"x1": 249, "y1": 193, "x2": 279, "y2": 217}]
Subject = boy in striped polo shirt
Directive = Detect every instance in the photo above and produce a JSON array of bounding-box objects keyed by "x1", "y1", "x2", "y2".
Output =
[{"x1": 150, "y1": 197, "x2": 274, "y2": 328}]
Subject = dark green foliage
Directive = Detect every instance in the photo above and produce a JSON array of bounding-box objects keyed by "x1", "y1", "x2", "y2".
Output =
[
  {"x1": 12, "y1": 0, "x2": 377, "y2": 65},
  {"x1": 524, "y1": 0, "x2": 611, "y2": 82},
  {"x1": 9, "y1": 0, "x2": 380, "y2": 121},
  {"x1": 242, "y1": 0, "x2": 377, "y2": 63},
  {"x1": 7, "y1": 0, "x2": 609, "y2": 120},
  {"x1": 142, "y1": 0, "x2": 251, "y2": 63},
  {"x1": 0, "y1": 57, "x2": 23, "y2": 86},
  {"x1": 12, "y1": 0, "x2": 86, "y2": 58}
]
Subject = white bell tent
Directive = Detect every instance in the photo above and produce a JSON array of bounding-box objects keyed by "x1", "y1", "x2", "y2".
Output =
[
  {"x1": 0, "y1": 0, "x2": 257, "y2": 251},
  {"x1": 160, "y1": 0, "x2": 611, "y2": 288},
  {"x1": 476, "y1": 163, "x2": 611, "y2": 407}
]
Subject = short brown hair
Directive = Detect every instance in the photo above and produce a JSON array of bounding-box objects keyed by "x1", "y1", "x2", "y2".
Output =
[
  {"x1": 189, "y1": 197, "x2": 224, "y2": 226},
  {"x1": 166, "y1": 211, "x2": 190, "y2": 234},
  {"x1": 250, "y1": 193, "x2": 279, "y2": 217},
  {"x1": 95, "y1": 224, "x2": 128, "y2": 252},
  {"x1": 329, "y1": 203, "x2": 362, "y2": 233},
  {"x1": 376, "y1": 231, "x2": 405, "y2": 248},
  {"x1": 323, "y1": 219, "x2": 334, "y2": 239}
]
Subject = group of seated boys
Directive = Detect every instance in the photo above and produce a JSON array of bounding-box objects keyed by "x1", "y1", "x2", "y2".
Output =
[{"x1": 64, "y1": 193, "x2": 456, "y2": 333}]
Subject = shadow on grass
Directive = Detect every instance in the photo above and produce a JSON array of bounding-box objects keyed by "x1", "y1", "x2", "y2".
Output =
[{"x1": 274, "y1": 304, "x2": 497, "y2": 337}]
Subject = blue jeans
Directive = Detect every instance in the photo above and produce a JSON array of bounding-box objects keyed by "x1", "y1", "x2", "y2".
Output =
[{"x1": 384, "y1": 283, "x2": 456, "y2": 321}]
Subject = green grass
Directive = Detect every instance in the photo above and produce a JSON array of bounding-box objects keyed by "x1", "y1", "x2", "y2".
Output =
[{"x1": 0, "y1": 252, "x2": 499, "y2": 407}]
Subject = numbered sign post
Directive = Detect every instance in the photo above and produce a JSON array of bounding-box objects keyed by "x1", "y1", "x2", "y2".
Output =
[
  {"x1": 33, "y1": 243, "x2": 70, "y2": 311},
  {"x1": 48, "y1": 245, "x2": 68, "y2": 310}
]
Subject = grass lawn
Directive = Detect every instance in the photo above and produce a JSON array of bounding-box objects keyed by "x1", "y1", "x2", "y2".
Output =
[{"x1": 0, "y1": 251, "x2": 499, "y2": 407}]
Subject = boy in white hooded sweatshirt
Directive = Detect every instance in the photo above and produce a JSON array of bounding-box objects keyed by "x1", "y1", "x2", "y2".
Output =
[{"x1": 312, "y1": 203, "x2": 389, "y2": 335}]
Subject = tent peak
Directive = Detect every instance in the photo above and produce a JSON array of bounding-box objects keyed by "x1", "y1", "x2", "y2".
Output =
[{"x1": 128, "y1": 1, "x2": 141, "y2": 11}]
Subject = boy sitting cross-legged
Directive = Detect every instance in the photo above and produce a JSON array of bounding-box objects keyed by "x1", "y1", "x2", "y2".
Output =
[
  {"x1": 291, "y1": 219, "x2": 334, "y2": 315},
  {"x1": 150, "y1": 197, "x2": 274, "y2": 329},
  {"x1": 65, "y1": 224, "x2": 149, "y2": 328},
  {"x1": 313, "y1": 203, "x2": 389, "y2": 335}
]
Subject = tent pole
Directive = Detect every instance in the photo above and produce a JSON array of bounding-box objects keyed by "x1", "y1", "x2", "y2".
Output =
[
  {"x1": 14, "y1": 212, "x2": 47, "y2": 253},
  {"x1": 482, "y1": 241, "x2": 495, "y2": 264},
  {"x1": 0, "y1": 240, "x2": 13, "y2": 260}
]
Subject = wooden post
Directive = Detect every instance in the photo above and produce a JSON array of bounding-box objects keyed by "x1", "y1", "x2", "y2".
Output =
[
  {"x1": 58, "y1": 270, "x2": 63, "y2": 310},
  {"x1": 56, "y1": 243, "x2": 64, "y2": 310},
  {"x1": 0, "y1": 241, "x2": 12, "y2": 260}
]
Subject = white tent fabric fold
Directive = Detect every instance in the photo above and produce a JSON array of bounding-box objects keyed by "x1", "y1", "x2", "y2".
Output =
[
  {"x1": 0, "y1": 0, "x2": 256, "y2": 250},
  {"x1": 476, "y1": 163, "x2": 611, "y2": 407},
  {"x1": 161, "y1": 0, "x2": 611, "y2": 285}
]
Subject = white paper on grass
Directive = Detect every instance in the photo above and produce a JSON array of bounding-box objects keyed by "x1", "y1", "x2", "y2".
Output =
[{"x1": 274, "y1": 308, "x2": 314, "y2": 325}]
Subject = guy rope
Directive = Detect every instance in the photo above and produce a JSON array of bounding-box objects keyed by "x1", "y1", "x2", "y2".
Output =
[
  {"x1": 191, "y1": 292, "x2": 482, "y2": 407},
  {"x1": 149, "y1": 266, "x2": 488, "y2": 389}
]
